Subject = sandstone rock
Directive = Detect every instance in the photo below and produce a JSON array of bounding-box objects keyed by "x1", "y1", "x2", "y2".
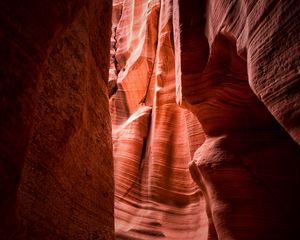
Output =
[
  {"x1": 112, "y1": 0, "x2": 300, "y2": 239},
  {"x1": 0, "y1": 0, "x2": 113, "y2": 239},
  {"x1": 111, "y1": 1, "x2": 208, "y2": 239},
  {"x1": 173, "y1": 0, "x2": 300, "y2": 239},
  {"x1": 1, "y1": 0, "x2": 300, "y2": 239}
]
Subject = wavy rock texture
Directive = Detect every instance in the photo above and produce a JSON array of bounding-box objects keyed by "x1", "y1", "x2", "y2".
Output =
[
  {"x1": 112, "y1": 0, "x2": 300, "y2": 239},
  {"x1": 110, "y1": 0, "x2": 208, "y2": 239},
  {"x1": 173, "y1": 0, "x2": 300, "y2": 239},
  {"x1": 0, "y1": 0, "x2": 113, "y2": 239}
]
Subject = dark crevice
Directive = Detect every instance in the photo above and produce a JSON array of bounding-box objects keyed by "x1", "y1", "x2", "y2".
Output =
[
  {"x1": 108, "y1": 79, "x2": 118, "y2": 98},
  {"x1": 109, "y1": 17, "x2": 121, "y2": 98}
]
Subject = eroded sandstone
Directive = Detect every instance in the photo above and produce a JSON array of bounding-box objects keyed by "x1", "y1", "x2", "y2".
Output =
[
  {"x1": 111, "y1": 0, "x2": 208, "y2": 239},
  {"x1": 0, "y1": 0, "x2": 113, "y2": 239},
  {"x1": 112, "y1": 0, "x2": 300, "y2": 239},
  {"x1": 174, "y1": 0, "x2": 300, "y2": 239},
  {"x1": 1, "y1": 0, "x2": 300, "y2": 239}
]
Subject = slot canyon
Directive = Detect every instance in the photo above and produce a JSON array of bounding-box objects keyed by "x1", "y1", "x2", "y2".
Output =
[{"x1": 0, "y1": 0, "x2": 300, "y2": 239}]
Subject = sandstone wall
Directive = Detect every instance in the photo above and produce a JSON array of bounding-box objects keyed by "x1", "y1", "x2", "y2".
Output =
[
  {"x1": 0, "y1": 0, "x2": 114, "y2": 239},
  {"x1": 112, "y1": 0, "x2": 300, "y2": 239},
  {"x1": 110, "y1": 0, "x2": 208, "y2": 239},
  {"x1": 174, "y1": 0, "x2": 300, "y2": 239}
]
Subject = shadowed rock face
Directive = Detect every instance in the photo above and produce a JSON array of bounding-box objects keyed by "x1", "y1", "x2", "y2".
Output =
[
  {"x1": 112, "y1": 0, "x2": 300, "y2": 239},
  {"x1": 0, "y1": 0, "x2": 113, "y2": 239}
]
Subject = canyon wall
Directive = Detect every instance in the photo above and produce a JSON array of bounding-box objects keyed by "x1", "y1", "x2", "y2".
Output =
[
  {"x1": 1, "y1": 0, "x2": 299, "y2": 239},
  {"x1": 112, "y1": 0, "x2": 300, "y2": 239},
  {"x1": 0, "y1": 0, "x2": 113, "y2": 239},
  {"x1": 174, "y1": 0, "x2": 300, "y2": 239},
  {"x1": 111, "y1": 0, "x2": 209, "y2": 239}
]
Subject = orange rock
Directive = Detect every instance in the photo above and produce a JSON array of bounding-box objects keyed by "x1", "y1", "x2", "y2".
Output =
[
  {"x1": 174, "y1": 0, "x2": 300, "y2": 239},
  {"x1": 112, "y1": 0, "x2": 300, "y2": 239}
]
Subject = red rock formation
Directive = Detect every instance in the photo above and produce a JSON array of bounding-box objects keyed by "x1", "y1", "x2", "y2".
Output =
[
  {"x1": 112, "y1": 0, "x2": 300, "y2": 239},
  {"x1": 1, "y1": 0, "x2": 300, "y2": 239},
  {"x1": 0, "y1": 0, "x2": 113, "y2": 239},
  {"x1": 110, "y1": 0, "x2": 209, "y2": 239},
  {"x1": 173, "y1": 0, "x2": 300, "y2": 239}
]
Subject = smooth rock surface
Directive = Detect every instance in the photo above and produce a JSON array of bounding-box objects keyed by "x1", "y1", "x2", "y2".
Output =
[
  {"x1": 174, "y1": 0, "x2": 300, "y2": 239},
  {"x1": 112, "y1": 0, "x2": 300, "y2": 239},
  {"x1": 111, "y1": 0, "x2": 208, "y2": 239}
]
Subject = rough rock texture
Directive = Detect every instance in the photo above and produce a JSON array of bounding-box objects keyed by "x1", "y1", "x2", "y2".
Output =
[
  {"x1": 0, "y1": 0, "x2": 113, "y2": 239},
  {"x1": 112, "y1": 0, "x2": 300, "y2": 239}
]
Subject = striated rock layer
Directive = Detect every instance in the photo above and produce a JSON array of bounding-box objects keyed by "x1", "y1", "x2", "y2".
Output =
[
  {"x1": 111, "y1": 0, "x2": 208, "y2": 239},
  {"x1": 173, "y1": 0, "x2": 300, "y2": 239},
  {"x1": 0, "y1": 0, "x2": 114, "y2": 239},
  {"x1": 112, "y1": 0, "x2": 300, "y2": 239}
]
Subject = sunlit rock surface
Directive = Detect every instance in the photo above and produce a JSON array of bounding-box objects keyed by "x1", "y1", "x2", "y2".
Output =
[
  {"x1": 110, "y1": 0, "x2": 208, "y2": 239},
  {"x1": 112, "y1": 0, "x2": 300, "y2": 239}
]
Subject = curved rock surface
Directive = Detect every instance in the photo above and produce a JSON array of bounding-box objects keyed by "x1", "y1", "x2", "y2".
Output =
[
  {"x1": 1, "y1": 0, "x2": 300, "y2": 239},
  {"x1": 173, "y1": 0, "x2": 300, "y2": 239},
  {"x1": 112, "y1": 0, "x2": 300, "y2": 239},
  {"x1": 111, "y1": 0, "x2": 208, "y2": 239}
]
